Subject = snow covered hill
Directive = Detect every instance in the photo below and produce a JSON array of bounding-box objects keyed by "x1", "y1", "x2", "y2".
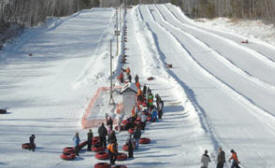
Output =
[{"x1": 1, "y1": 4, "x2": 275, "y2": 168}]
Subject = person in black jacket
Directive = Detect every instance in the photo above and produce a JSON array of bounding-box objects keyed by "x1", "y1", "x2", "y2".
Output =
[
  {"x1": 127, "y1": 135, "x2": 134, "y2": 158},
  {"x1": 29, "y1": 134, "x2": 35, "y2": 152},
  {"x1": 87, "y1": 129, "x2": 93, "y2": 151},
  {"x1": 217, "y1": 147, "x2": 225, "y2": 168},
  {"x1": 106, "y1": 116, "x2": 113, "y2": 130},
  {"x1": 133, "y1": 126, "x2": 141, "y2": 149},
  {"x1": 98, "y1": 123, "x2": 107, "y2": 148},
  {"x1": 108, "y1": 130, "x2": 117, "y2": 144}
]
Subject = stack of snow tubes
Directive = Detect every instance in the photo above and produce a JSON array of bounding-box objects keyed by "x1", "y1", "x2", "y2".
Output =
[
  {"x1": 60, "y1": 147, "x2": 76, "y2": 160},
  {"x1": 60, "y1": 140, "x2": 87, "y2": 160}
]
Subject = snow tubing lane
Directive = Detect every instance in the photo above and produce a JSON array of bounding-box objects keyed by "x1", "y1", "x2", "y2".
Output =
[
  {"x1": 21, "y1": 143, "x2": 36, "y2": 150},
  {"x1": 60, "y1": 153, "x2": 76, "y2": 160},
  {"x1": 139, "y1": 138, "x2": 151, "y2": 144},
  {"x1": 63, "y1": 147, "x2": 75, "y2": 154},
  {"x1": 112, "y1": 165, "x2": 127, "y2": 168},
  {"x1": 95, "y1": 151, "x2": 109, "y2": 160},
  {"x1": 116, "y1": 153, "x2": 127, "y2": 161},
  {"x1": 92, "y1": 146, "x2": 105, "y2": 152},
  {"x1": 94, "y1": 162, "x2": 111, "y2": 168}
]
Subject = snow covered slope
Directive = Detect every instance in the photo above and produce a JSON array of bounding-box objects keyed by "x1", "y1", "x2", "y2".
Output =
[{"x1": 1, "y1": 4, "x2": 275, "y2": 168}]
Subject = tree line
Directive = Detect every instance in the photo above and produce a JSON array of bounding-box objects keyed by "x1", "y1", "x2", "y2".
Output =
[
  {"x1": 171, "y1": 0, "x2": 275, "y2": 23},
  {"x1": 0, "y1": 0, "x2": 99, "y2": 28}
]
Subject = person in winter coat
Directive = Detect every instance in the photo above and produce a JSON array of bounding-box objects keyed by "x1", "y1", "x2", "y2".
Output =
[
  {"x1": 127, "y1": 134, "x2": 134, "y2": 158},
  {"x1": 157, "y1": 99, "x2": 164, "y2": 119},
  {"x1": 73, "y1": 132, "x2": 80, "y2": 156},
  {"x1": 29, "y1": 134, "x2": 36, "y2": 152},
  {"x1": 98, "y1": 123, "x2": 107, "y2": 147},
  {"x1": 140, "y1": 112, "x2": 147, "y2": 130},
  {"x1": 135, "y1": 75, "x2": 139, "y2": 84},
  {"x1": 106, "y1": 116, "x2": 113, "y2": 130},
  {"x1": 147, "y1": 93, "x2": 154, "y2": 108},
  {"x1": 128, "y1": 74, "x2": 132, "y2": 83},
  {"x1": 107, "y1": 142, "x2": 118, "y2": 165},
  {"x1": 87, "y1": 129, "x2": 93, "y2": 151},
  {"x1": 217, "y1": 147, "x2": 225, "y2": 168},
  {"x1": 229, "y1": 149, "x2": 240, "y2": 168},
  {"x1": 151, "y1": 106, "x2": 158, "y2": 122},
  {"x1": 108, "y1": 130, "x2": 117, "y2": 144},
  {"x1": 143, "y1": 85, "x2": 147, "y2": 98},
  {"x1": 117, "y1": 72, "x2": 124, "y2": 83},
  {"x1": 133, "y1": 126, "x2": 141, "y2": 149},
  {"x1": 201, "y1": 150, "x2": 211, "y2": 168}
]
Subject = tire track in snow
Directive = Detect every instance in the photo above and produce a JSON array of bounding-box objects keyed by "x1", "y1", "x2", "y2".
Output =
[{"x1": 147, "y1": 5, "x2": 275, "y2": 135}]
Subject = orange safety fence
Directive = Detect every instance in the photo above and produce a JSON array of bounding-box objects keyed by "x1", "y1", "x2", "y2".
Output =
[{"x1": 81, "y1": 86, "x2": 122, "y2": 129}]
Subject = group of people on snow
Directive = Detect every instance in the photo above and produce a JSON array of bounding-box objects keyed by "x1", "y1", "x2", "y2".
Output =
[{"x1": 201, "y1": 147, "x2": 241, "y2": 168}]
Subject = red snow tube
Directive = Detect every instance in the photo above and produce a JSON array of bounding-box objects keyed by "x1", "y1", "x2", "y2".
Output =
[
  {"x1": 122, "y1": 120, "x2": 128, "y2": 125},
  {"x1": 122, "y1": 144, "x2": 129, "y2": 151},
  {"x1": 146, "y1": 116, "x2": 152, "y2": 121},
  {"x1": 94, "y1": 162, "x2": 111, "y2": 168},
  {"x1": 60, "y1": 153, "x2": 76, "y2": 160},
  {"x1": 134, "y1": 120, "x2": 141, "y2": 126},
  {"x1": 116, "y1": 153, "x2": 127, "y2": 161},
  {"x1": 92, "y1": 146, "x2": 105, "y2": 152},
  {"x1": 21, "y1": 143, "x2": 35, "y2": 150},
  {"x1": 63, "y1": 147, "x2": 75, "y2": 154},
  {"x1": 112, "y1": 165, "x2": 127, "y2": 168},
  {"x1": 79, "y1": 141, "x2": 88, "y2": 149},
  {"x1": 139, "y1": 138, "x2": 151, "y2": 144},
  {"x1": 95, "y1": 151, "x2": 109, "y2": 160},
  {"x1": 93, "y1": 136, "x2": 100, "y2": 145},
  {"x1": 128, "y1": 128, "x2": 134, "y2": 134}
]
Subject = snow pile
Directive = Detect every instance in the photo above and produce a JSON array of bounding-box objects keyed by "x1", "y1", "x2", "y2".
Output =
[{"x1": 194, "y1": 17, "x2": 275, "y2": 46}]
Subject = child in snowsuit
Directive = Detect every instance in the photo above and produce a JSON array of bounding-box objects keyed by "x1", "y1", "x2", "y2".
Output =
[{"x1": 151, "y1": 106, "x2": 158, "y2": 122}]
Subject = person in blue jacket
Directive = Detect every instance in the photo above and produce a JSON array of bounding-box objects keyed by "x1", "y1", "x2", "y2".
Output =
[
  {"x1": 151, "y1": 106, "x2": 158, "y2": 122},
  {"x1": 73, "y1": 132, "x2": 80, "y2": 156}
]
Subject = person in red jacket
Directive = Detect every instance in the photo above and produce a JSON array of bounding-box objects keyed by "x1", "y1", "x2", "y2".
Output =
[{"x1": 229, "y1": 149, "x2": 240, "y2": 168}]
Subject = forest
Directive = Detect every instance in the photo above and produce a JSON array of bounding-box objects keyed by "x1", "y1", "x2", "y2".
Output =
[{"x1": 171, "y1": 0, "x2": 275, "y2": 23}]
